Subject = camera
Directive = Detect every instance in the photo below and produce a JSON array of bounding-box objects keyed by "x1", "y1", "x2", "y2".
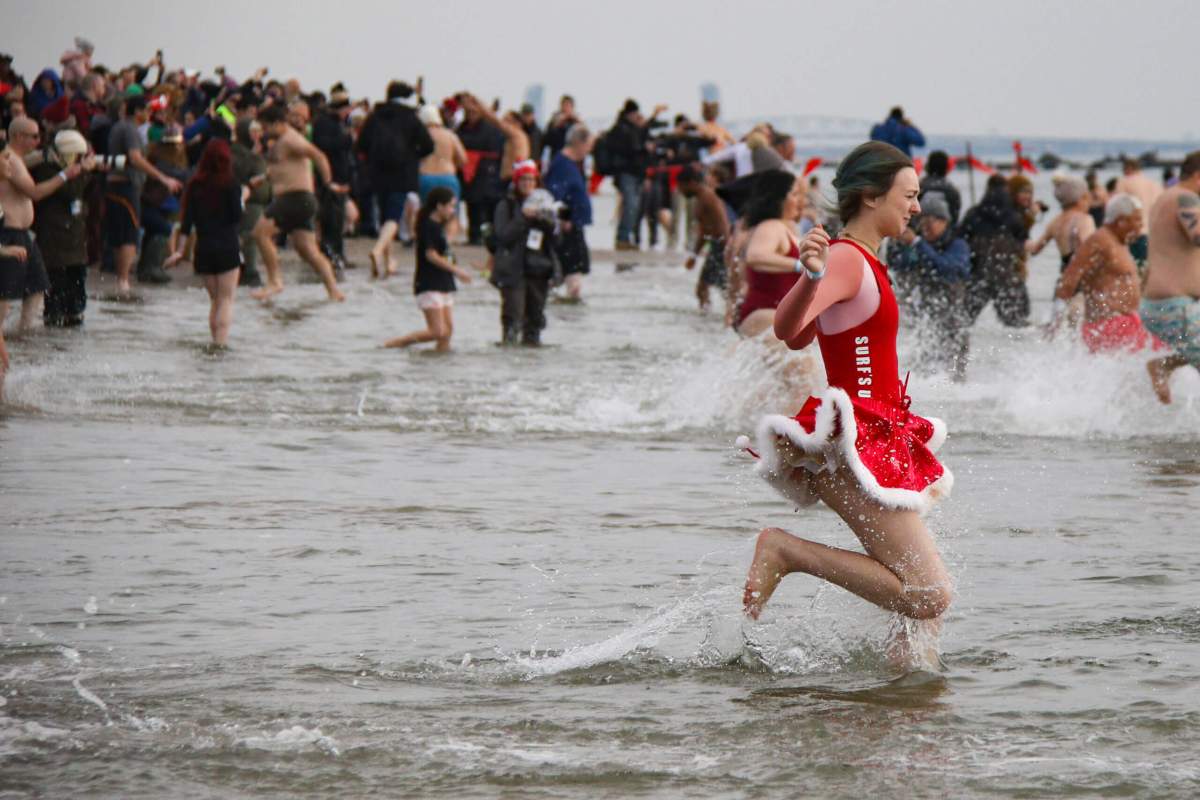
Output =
[{"x1": 98, "y1": 154, "x2": 127, "y2": 170}]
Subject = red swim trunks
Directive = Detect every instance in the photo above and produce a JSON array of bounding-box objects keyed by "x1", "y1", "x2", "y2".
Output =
[{"x1": 1080, "y1": 312, "x2": 1164, "y2": 354}]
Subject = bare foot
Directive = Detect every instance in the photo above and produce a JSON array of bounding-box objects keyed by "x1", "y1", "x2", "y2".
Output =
[
  {"x1": 1147, "y1": 359, "x2": 1172, "y2": 404},
  {"x1": 743, "y1": 527, "x2": 793, "y2": 620},
  {"x1": 327, "y1": 287, "x2": 346, "y2": 303},
  {"x1": 368, "y1": 250, "x2": 381, "y2": 280},
  {"x1": 250, "y1": 283, "x2": 284, "y2": 302}
]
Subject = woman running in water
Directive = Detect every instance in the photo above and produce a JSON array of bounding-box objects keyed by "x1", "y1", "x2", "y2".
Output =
[
  {"x1": 168, "y1": 139, "x2": 243, "y2": 347},
  {"x1": 732, "y1": 170, "x2": 806, "y2": 338},
  {"x1": 742, "y1": 141, "x2": 954, "y2": 628}
]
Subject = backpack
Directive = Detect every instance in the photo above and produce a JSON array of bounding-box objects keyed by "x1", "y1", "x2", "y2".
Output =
[{"x1": 591, "y1": 128, "x2": 615, "y2": 177}]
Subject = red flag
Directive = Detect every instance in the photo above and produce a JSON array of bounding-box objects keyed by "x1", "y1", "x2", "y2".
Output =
[
  {"x1": 967, "y1": 155, "x2": 995, "y2": 175},
  {"x1": 946, "y1": 155, "x2": 958, "y2": 172},
  {"x1": 588, "y1": 172, "x2": 605, "y2": 195},
  {"x1": 913, "y1": 157, "x2": 924, "y2": 176},
  {"x1": 1018, "y1": 156, "x2": 1039, "y2": 174},
  {"x1": 802, "y1": 157, "x2": 822, "y2": 177}
]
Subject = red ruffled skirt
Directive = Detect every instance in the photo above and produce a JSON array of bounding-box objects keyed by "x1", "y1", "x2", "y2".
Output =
[{"x1": 743, "y1": 387, "x2": 952, "y2": 514}]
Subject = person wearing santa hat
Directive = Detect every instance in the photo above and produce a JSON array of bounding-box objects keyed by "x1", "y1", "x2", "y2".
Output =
[{"x1": 490, "y1": 159, "x2": 559, "y2": 346}]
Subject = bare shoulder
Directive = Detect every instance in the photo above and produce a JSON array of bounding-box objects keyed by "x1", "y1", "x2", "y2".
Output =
[
  {"x1": 828, "y1": 240, "x2": 868, "y2": 271},
  {"x1": 1176, "y1": 189, "x2": 1200, "y2": 209}
]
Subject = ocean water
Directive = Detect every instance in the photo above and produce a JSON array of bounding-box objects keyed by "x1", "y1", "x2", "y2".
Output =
[{"x1": 2, "y1": 177, "x2": 1199, "y2": 798}]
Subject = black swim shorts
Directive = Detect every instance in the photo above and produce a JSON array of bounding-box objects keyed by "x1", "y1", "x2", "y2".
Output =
[
  {"x1": 265, "y1": 190, "x2": 318, "y2": 235},
  {"x1": 104, "y1": 180, "x2": 141, "y2": 248},
  {"x1": 0, "y1": 228, "x2": 50, "y2": 301}
]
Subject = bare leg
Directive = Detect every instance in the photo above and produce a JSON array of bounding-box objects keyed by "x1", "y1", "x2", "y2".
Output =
[
  {"x1": 434, "y1": 306, "x2": 454, "y2": 352},
  {"x1": 114, "y1": 244, "x2": 137, "y2": 295},
  {"x1": 372, "y1": 220, "x2": 398, "y2": 279},
  {"x1": 565, "y1": 273, "x2": 583, "y2": 300},
  {"x1": 0, "y1": 301, "x2": 8, "y2": 402},
  {"x1": 251, "y1": 216, "x2": 284, "y2": 300},
  {"x1": 384, "y1": 307, "x2": 448, "y2": 349},
  {"x1": 204, "y1": 270, "x2": 239, "y2": 345},
  {"x1": 744, "y1": 465, "x2": 953, "y2": 621},
  {"x1": 695, "y1": 275, "x2": 711, "y2": 310},
  {"x1": 1147, "y1": 354, "x2": 1189, "y2": 404},
  {"x1": 291, "y1": 230, "x2": 345, "y2": 302},
  {"x1": 18, "y1": 293, "x2": 42, "y2": 333}
]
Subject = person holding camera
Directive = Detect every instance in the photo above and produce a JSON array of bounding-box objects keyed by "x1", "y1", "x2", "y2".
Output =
[
  {"x1": 491, "y1": 160, "x2": 559, "y2": 346},
  {"x1": 890, "y1": 194, "x2": 972, "y2": 381},
  {"x1": 869, "y1": 106, "x2": 925, "y2": 158},
  {"x1": 104, "y1": 94, "x2": 183, "y2": 296},
  {"x1": 30, "y1": 129, "x2": 97, "y2": 327}
]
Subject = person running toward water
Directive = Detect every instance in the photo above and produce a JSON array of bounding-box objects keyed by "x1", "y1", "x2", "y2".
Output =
[
  {"x1": 1028, "y1": 174, "x2": 1096, "y2": 272},
  {"x1": 1140, "y1": 150, "x2": 1200, "y2": 403},
  {"x1": 678, "y1": 166, "x2": 730, "y2": 312},
  {"x1": 734, "y1": 170, "x2": 806, "y2": 337},
  {"x1": 383, "y1": 186, "x2": 474, "y2": 352},
  {"x1": 250, "y1": 104, "x2": 344, "y2": 302},
  {"x1": 1048, "y1": 194, "x2": 1158, "y2": 354},
  {"x1": 167, "y1": 139, "x2": 243, "y2": 347},
  {"x1": 741, "y1": 141, "x2": 954, "y2": 633}
]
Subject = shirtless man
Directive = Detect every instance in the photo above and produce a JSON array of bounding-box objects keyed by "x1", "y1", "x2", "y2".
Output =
[
  {"x1": 697, "y1": 101, "x2": 734, "y2": 153},
  {"x1": 1028, "y1": 174, "x2": 1096, "y2": 270},
  {"x1": 251, "y1": 104, "x2": 344, "y2": 302},
  {"x1": 678, "y1": 166, "x2": 730, "y2": 311},
  {"x1": 1, "y1": 132, "x2": 84, "y2": 398},
  {"x1": 1050, "y1": 194, "x2": 1154, "y2": 355},
  {"x1": 1140, "y1": 151, "x2": 1200, "y2": 403},
  {"x1": 417, "y1": 105, "x2": 466, "y2": 237}
]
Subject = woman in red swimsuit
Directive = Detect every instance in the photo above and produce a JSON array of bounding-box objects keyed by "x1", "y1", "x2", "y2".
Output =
[
  {"x1": 741, "y1": 142, "x2": 954, "y2": 629},
  {"x1": 733, "y1": 170, "x2": 806, "y2": 337}
]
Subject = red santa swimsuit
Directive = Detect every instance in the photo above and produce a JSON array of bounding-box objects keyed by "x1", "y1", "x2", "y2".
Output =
[{"x1": 745, "y1": 240, "x2": 953, "y2": 514}]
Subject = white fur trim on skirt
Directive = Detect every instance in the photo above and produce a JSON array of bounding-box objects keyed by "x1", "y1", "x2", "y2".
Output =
[{"x1": 750, "y1": 386, "x2": 953, "y2": 515}]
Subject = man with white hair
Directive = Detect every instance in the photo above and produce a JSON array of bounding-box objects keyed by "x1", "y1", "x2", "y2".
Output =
[
  {"x1": 1050, "y1": 193, "x2": 1155, "y2": 353},
  {"x1": 31, "y1": 129, "x2": 95, "y2": 326},
  {"x1": 1140, "y1": 150, "x2": 1200, "y2": 402},
  {"x1": 544, "y1": 122, "x2": 593, "y2": 300}
]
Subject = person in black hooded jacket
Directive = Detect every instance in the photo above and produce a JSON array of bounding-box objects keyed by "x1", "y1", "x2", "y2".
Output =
[
  {"x1": 356, "y1": 80, "x2": 434, "y2": 277},
  {"x1": 490, "y1": 160, "x2": 559, "y2": 346},
  {"x1": 960, "y1": 174, "x2": 1030, "y2": 327}
]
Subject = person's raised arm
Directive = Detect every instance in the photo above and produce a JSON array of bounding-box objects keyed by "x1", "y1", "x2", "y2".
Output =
[{"x1": 773, "y1": 229, "x2": 866, "y2": 348}]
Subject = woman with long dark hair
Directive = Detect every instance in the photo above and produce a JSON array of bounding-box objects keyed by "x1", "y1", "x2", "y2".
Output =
[
  {"x1": 383, "y1": 186, "x2": 475, "y2": 351},
  {"x1": 168, "y1": 138, "x2": 243, "y2": 346},
  {"x1": 741, "y1": 142, "x2": 954, "y2": 656},
  {"x1": 734, "y1": 169, "x2": 807, "y2": 338}
]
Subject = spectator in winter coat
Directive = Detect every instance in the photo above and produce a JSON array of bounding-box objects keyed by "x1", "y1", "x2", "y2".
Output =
[
  {"x1": 356, "y1": 80, "x2": 434, "y2": 277},
  {"x1": 491, "y1": 160, "x2": 559, "y2": 345},
  {"x1": 918, "y1": 150, "x2": 961, "y2": 225},
  {"x1": 891, "y1": 194, "x2": 972, "y2": 380},
  {"x1": 544, "y1": 123, "x2": 593, "y2": 300},
  {"x1": 608, "y1": 98, "x2": 666, "y2": 249},
  {"x1": 869, "y1": 106, "x2": 925, "y2": 157}
]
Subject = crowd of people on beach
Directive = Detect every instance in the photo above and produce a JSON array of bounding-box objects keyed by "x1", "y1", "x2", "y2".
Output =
[{"x1": 1, "y1": 41, "x2": 1199, "y2": 408}]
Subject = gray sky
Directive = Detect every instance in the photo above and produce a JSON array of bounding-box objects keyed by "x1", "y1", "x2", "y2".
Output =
[{"x1": 11, "y1": 0, "x2": 1198, "y2": 141}]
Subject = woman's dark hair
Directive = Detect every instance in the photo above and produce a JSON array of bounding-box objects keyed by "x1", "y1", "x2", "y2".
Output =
[
  {"x1": 832, "y1": 141, "x2": 913, "y2": 224},
  {"x1": 258, "y1": 104, "x2": 286, "y2": 125},
  {"x1": 742, "y1": 169, "x2": 797, "y2": 227},
  {"x1": 185, "y1": 138, "x2": 233, "y2": 213},
  {"x1": 417, "y1": 186, "x2": 456, "y2": 229}
]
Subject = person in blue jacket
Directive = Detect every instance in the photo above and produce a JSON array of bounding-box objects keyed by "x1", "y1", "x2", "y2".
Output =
[
  {"x1": 870, "y1": 106, "x2": 925, "y2": 158},
  {"x1": 891, "y1": 194, "x2": 971, "y2": 380},
  {"x1": 543, "y1": 123, "x2": 593, "y2": 301}
]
